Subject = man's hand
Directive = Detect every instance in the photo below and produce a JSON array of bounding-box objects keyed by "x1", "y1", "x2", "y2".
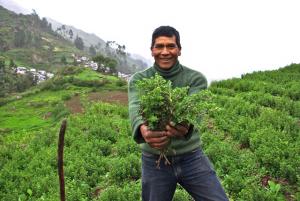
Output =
[
  {"x1": 165, "y1": 122, "x2": 189, "y2": 138},
  {"x1": 140, "y1": 124, "x2": 170, "y2": 150}
]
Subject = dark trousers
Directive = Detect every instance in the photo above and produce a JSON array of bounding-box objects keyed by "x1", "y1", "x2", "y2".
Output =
[{"x1": 141, "y1": 148, "x2": 229, "y2": 201}]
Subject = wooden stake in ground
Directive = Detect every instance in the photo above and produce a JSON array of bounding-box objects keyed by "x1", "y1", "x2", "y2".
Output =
[{"x1": 58, "y1": 119, "x2": 67, "y2": 201}]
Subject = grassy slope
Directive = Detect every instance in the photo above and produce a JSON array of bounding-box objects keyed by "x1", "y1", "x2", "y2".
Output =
[
  {"x1": 0, "y1": 65, "x2": 300, "y2": 200},
  {"x1": 0, "y1": 67, "x2": 140, "y2": 200},
  {"x1": 0, "y1": 6, "x2": 85, "y2": 70}
]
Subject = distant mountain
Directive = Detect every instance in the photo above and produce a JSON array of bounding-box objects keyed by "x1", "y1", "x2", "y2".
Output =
[
  {"x1": 46, "y1": 18, "x2": 107, "y2": 49},
  {"x1": 47, "y1": 17, "x2": 149, "y2": 73},
  {"x1": 0, "y1": 2, "x2": 148, "y2": 74},
  {"x1": 130, "y1": 53, "x2": 152, "y2": 67},
  {"x1": 0, "y1": 5, "x2": 85, "y2": 70}
]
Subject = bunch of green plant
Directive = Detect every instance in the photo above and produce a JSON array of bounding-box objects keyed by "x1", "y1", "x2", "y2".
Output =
[
  {"x1": 136, "y1": 73, "x2": 216, "y2": 130},
  {"x1": 136, "y1": 73, "x2": 216, "y2": 165}
]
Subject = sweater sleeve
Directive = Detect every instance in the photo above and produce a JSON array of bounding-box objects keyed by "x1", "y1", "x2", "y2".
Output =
[
  {"x1": 184, "y1": 71, "x2": 208, "y2": 140},
  {"x1": 128, "y1": 74, "x2": 146, "y2": 144},
  {"x1": 188, "y1": 71, "x2": 208, "y2": 95}
]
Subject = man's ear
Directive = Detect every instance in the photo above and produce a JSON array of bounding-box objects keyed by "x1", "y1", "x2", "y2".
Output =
[{"x1": 178, "y1": 49, "x2": 181, "y2": 56}]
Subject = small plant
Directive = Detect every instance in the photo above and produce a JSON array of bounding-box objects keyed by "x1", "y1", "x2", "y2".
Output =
[
  {"x1": 267, "y1": 180, "x2": 281, "y2": 196},
  {"x1": 136, "y1": 73, "x2": 216, "y2": 167}
]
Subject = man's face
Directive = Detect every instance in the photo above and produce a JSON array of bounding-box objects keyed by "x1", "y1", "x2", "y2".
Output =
[{"x1": 151, "y1": 36, "x2": 181, "y2": 70}]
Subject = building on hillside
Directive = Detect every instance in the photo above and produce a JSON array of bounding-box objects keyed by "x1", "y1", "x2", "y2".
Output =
[
  {"x1": 46, "y1": 73, "x2": 54, "y2": 79},
  {"x1": 15, "y1": 67, "x2": 54, "y2": 84},
  {"x1": 118, "y1": 72, "x2": 131, "y2": 82},
  {"x1": 16, "y1": 67, "x2": 27, "y2": 74},
  {"x1": 38, "y1": 70, "x2": 46, "y2": 76}
]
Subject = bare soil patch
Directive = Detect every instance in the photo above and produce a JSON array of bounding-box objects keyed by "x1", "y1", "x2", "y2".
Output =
[
  {"x1": 88, "y1": 91, "x2": 128, "y2": 106},
  {"x1": 65, "y1": 95, "x2": 84, "y2": 114}
]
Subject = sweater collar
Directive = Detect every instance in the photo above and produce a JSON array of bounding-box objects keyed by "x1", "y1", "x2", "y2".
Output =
[{"x1": 153, "y1": 61, "x2": 182, "y2": 78}]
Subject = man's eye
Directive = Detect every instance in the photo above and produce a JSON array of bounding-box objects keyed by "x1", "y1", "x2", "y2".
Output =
[
  {"x1": 166, "y1": 44, "x2": 177, "y2": 49},
  {"x1": 154, "y1": 44, "x2": 177, "y2": 50},
  {"x1": 154, "y1": 44, "x2": 165, "y2": 49}
]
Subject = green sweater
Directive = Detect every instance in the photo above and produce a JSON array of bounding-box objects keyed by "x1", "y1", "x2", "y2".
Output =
[{"x1": 128, "y1": 61, "x2": 207, "y2": 156}]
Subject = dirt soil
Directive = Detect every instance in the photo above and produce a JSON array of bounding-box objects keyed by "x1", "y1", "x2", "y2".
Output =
[
  {"x1": 65, "y1": 91, "x2": 128, "y2": 114},
  {"x1": 88, "y1": 91, "x2": 128, "y2": 106},
  {"x1": 65, "y1": 95, "x2": 84, "y2": 114}
]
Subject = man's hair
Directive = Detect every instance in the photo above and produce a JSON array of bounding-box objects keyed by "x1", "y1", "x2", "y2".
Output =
[{"x1": 151, "y1": 26, "x2": 181, "y2": 49}]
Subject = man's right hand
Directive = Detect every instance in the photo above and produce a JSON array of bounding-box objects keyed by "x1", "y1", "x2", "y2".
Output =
[{"x1": 140, "y1": 124, "x2": 169, "y2": 150}]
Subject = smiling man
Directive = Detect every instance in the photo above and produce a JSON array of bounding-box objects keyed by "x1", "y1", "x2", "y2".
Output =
[
  {"x1": 128, "y1": 26, "x2": 229, "y2": 201},
  {"x1": 151, "y1": 35, "x2": 180, "y2": 69}
]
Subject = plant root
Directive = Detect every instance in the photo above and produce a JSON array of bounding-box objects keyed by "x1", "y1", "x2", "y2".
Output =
[{"x1": 156, "y1": 152, "x2": 171, "y2": 169}]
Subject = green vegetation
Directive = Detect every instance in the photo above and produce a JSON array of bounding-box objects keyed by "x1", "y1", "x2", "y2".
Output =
[
  {"x1": 135, "y1": 73, "x2": 217, "y2": 167},
  {"x1": 0, "y1": 60, "x2": 299, "y2": 201},
  {"x1": 0, "y1": 5, "x2": 145, "y2": 98},
  {"x1": 93, "y1": 54, "x2": 118, "y2": 74},
  {"x1": 0, "y1": 6, "x2": 84, "y2": 69},
  {"x1": 136, "y1": 73, "x2": 216, "y2": 130},
  {"x1": 0, "y1": 66, "x2": 135, "y2": 200},
  {"x1": 202, "y1": 63, "x2": 300, "y2": 200},
  {"x1": 0, "y1": 5, "x2": 148, "y2": 78},
  {"x1": 0, "y1": 56, "x2": 37, "y2": 98},
  {"x1": 37, "y1": 66, "x2": 126, "y2": 91},
  {"x1": 74, "y1": 35, "x2": 84, "y2": 50}
]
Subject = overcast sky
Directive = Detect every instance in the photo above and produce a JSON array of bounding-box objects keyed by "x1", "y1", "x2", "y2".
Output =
[{"x1": 6, "y1": 0, "x2": 300, "y2": 82}]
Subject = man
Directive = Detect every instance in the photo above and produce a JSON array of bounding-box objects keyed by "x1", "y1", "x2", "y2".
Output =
[{"x1": 128, "y1": 25, "x2": 228, "y2": 201}]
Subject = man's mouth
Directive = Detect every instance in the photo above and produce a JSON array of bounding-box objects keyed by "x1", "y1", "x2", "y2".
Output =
[{"x1": 160, "y1": 58, "x2": 171, "y2": 62}]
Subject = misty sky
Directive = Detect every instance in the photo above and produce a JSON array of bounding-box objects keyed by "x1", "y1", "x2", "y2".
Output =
[{"x1": 5, "y1": 0, "x2": 300, "y2": 82}]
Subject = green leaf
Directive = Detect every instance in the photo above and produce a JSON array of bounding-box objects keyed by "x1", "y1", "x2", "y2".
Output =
[{"x1": 27, "y1": 189, "x2": 33, "y2": 196}]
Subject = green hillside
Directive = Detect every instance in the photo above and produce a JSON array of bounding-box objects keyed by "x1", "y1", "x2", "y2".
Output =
[
  {"x1": 0, "y1": 64, "x2": 299, "y2": 200},
  {"x1": 202, "y1": 63, "x2": 300, "y2": 200},
  {"x1": 0, "y1": 5, "x2": 146, "y2": 98},
  {"x1": 0, "y1": 5, "x2": 85, "y2": 70},
  {"x1": 47, "y1": 17, "x2": 149, "y2": 74},
  {"x1": 0, "y1": 4, "x2": 148, "y2": 74}
]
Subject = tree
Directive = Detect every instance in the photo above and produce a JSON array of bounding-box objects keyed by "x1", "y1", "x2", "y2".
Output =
[
  {"x1": 26, "y1": 31, "x2": 32, "y2": 45},
  {"x1": 32, "y1": 34, "x2": 42, "y2": 48},
  {"x1": 96, "y1": 42, "x2": 102, "y2": 49},
  {"x1": 9, "y1": 59, "x2": 16, "y2": 68},
  {"x1": 69, "y1": 29, "x2": 73, "y2": 39},
  {"x1": 48, "y1": 23, "x2": 52, "y2": 32},
  {"x1": 15, "y1": 73, "x2": 33, "y2": 92},
  {"x1": 0, "y1": 58, "x2": 5, "y2": 73},
  {"x1": 14, "y1": 29, "x2": 26, "y2": 47},
  {"x1": 73, "y1": 58, "x2": 78, "y2": 66},
  {"x1": 93, "y1": 54, "x2": 118, "y2": 74},
  {"x1": 74, "y1": 36, "x2": 84, "y2": 50},
  {"x1": 107, "y1": 59, "x2": 117, "y2": 74},
  {"x1": 93, "y1": 54, "x2": 106, "y2": 72},
  {"x1": 89, "y1": 45, "x2": 96, "y2": 56},
  {"x1": 105, "y1": 41, "x2": 115, "y2": 57},
  {"x1": 41, "y1": 17, "x2": 49, "y2": 30},
  {"x1": 117, "y1": 44, "x2": 126, "y2": 55},
  {"x1": 31, "y1": 9, "x2": 40, "y2": 27},
  {"x1": 61, "y1": 55, "x2": 67, "y2": 64},
  {"x1": 0, "y1": 36, "x2": 9, "y2": 51}
]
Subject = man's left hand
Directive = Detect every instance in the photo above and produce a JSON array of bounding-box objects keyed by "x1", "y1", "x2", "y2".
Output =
[{"x1": 165, "y1": 122, "x2": 189, "y2": 138}]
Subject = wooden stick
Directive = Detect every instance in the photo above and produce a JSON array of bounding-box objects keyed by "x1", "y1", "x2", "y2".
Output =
[{"x1": 58, "y1": 119, "x2": 67, "y2": 201}]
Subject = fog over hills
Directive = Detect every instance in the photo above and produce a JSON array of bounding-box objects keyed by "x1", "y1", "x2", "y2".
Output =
[{"x1": 0, "y1": 0, "x2": 30, "y2": 14}]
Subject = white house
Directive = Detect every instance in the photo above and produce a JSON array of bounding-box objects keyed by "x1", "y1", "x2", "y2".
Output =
[
  {"x1": 47, "y1": 73, "x2": 54, "y2": 78},
  {"x1": 16, "y1": 67, "x2": 27, "y2": 74}
]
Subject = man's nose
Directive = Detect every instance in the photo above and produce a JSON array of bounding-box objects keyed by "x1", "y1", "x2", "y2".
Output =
[{"x1": 161, "y1": 47, "x2": 170, "y2": 54}]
